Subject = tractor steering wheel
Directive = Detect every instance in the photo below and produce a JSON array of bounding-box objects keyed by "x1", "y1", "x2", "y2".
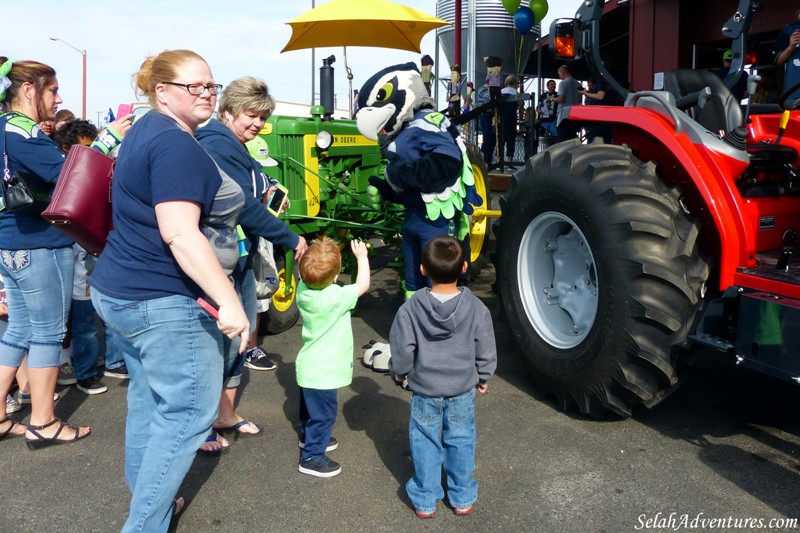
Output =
[{"x1": 778, "y1": 80, "x2": 800, "y2": 110}]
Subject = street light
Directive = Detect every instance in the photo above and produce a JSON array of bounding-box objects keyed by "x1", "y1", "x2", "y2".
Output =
[{"x1": 49, "y1": 37, "x2": 87, "y2": 120}]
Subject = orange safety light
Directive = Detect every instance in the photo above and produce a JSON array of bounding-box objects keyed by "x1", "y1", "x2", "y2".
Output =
[{"x1": 550, "y1": 19, "x2": 579, "y2": 60}]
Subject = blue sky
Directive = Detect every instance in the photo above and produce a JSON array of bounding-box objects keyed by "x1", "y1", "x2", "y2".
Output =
[{"x1": 4, "y1": 0, "x2": 573, "y2": 123}]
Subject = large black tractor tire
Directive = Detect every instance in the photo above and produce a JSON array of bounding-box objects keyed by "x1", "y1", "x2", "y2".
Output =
[
  {"x1": 465, "y1": 143, "x2": 492, "y2": 278},
  {"x1": 262, "y1": 250, "x2": 300, "y2": 335},
  {"x1": 493, "y1": 139, "x2": 710, "y2": 418}
]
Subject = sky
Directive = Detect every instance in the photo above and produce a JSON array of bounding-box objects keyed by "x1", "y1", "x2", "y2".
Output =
[{"x1": 3, "y1": 0, "x2": 575, "y2": 124}]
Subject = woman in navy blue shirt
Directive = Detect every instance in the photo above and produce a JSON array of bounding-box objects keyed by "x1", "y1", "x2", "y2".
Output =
[{"x1": 89, "y1": 49, "x2": 248, "y2": 532}]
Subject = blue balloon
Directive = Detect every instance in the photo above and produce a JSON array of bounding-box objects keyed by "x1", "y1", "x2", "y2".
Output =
[{"x1": 514, "y1": 6, "x2": 535, "y2": 34}]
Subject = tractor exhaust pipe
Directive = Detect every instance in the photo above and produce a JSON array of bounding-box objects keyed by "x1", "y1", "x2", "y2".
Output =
[{"x1": 320, "y1": 55, "x2": 335, "y2": 120}]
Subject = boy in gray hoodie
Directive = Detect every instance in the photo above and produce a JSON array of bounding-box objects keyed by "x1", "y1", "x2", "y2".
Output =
[{"x1": 389, "y1": 235, "x2": 497, "y2": 519}]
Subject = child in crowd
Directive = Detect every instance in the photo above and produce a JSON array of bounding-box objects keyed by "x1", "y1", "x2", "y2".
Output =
[
  {"x1": 55, "y1": 121, "x2": 128, "y2": 394},
  {"x1": 389, "y1": 235, "x2": 497, "y2": 518},
  {"x1": 295, "y1": 237, "x2": 370, "y2": 478}
]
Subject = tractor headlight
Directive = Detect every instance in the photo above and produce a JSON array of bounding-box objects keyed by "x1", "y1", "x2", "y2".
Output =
[{"x1": 316, "y1": 130, "x2": 333, "y2": 150}]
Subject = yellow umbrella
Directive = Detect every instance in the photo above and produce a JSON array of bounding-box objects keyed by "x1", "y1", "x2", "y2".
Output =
[{"x1": 282, "y1": 0, "x2": 449, "y2": 54}]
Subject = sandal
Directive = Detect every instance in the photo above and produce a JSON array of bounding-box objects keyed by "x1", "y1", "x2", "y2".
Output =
[
  {"x1": 170, "y1": 496, "x2": 186, "y2": 529},
  {"x1": 25, "y1": 418, "x2": 90, "y2": 450},
  {"x1": 0, "y1": 417, "x2": 25, "y2": 440},
  {"x1": 215, "y1": 419, "x2": 263, "y2": 438},
  {"x1": 197, "y1": 430, "x2": 230, "y2": 457}
]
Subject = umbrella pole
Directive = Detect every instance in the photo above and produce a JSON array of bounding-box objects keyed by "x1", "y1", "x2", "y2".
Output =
[{"x1": 345, "y1": 46, "x2": 353, "y2": 119}]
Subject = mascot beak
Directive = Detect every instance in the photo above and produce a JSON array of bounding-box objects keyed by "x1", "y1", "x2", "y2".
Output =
[{"x1": 356, "y1": 105, "x2": 396, "y2": 141}]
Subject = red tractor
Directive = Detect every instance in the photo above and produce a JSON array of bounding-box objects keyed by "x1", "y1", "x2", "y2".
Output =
[{"x1": 493, "y1": 0, "x2": 800, "y2": 417}]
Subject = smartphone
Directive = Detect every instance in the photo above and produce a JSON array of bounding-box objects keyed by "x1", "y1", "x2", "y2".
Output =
[
  {"x1": 266, "y1": 183, "x2": 288, "y2": 216},
  {"x1": 116, "y1": 103, "x2": 133, "y2": 118},
  {"x1": 197, "y1": 297, "x2": 219, "y2": 319}
]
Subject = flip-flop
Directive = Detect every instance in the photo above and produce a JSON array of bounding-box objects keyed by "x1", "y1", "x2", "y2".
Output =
[
  {"x1": 197, "y1": 430, "x2": 230, "y2": 456},
  {"x1": 216, "y1": 419, "x2": 263, "y2": 438}
]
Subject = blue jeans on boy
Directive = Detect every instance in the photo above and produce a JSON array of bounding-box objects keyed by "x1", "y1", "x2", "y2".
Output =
[
  {"x1": 406, "y1": 388, "x2": 478, "y2": 513},
  {"x1": 91, "y1": 289, "x2": 223, "y2": 533},
  {"x1": 71, "y1": 298, "x2": 99, "y2": 381},
  {"x1": 0, "y1": 246, "x2": 73, "y2": 368},
  {"x1": 299, "y1": 387, "x2": 337, "y2": 461}
]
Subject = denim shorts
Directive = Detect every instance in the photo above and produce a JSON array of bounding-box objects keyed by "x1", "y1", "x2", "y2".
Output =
[{"x1": 0, "y1": 247, "x2": 73, "y2": 368}]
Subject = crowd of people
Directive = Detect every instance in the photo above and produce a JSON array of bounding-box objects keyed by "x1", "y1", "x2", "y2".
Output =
[{"x1": 0, "y1": 50, "x2": 497, "y2": 530}]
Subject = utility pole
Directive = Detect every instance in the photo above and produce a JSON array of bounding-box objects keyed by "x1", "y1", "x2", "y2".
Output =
[{"x1": 50, "y1": 37, "x2": 87, "y2": 120}]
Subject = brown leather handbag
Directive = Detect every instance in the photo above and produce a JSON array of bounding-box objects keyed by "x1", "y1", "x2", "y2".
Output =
[{"x1": 42, "y1": 144, "x2": 115, "y2": 254}]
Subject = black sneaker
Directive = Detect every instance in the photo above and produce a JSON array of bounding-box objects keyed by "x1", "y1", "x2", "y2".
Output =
[
  {"x1": 103, "y1": 364, "x2": 130, "y2": 380},
  {"x1": 298, "y1": 455, "x2": 341, "y2": 478},
  {"x1": 299, "y1": 437, "x2": 338, "y2": 452},
  {"x1": 76, "y1": 376, "x2": 108, "y2": 395},
  {"x1": 244, "y1": 347, "x2": 277, "y2": 371}
]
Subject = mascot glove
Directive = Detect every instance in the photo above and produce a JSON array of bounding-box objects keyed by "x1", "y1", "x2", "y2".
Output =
[{"x1": 368, "y1": 175, "x2": 396, "y2": 202}]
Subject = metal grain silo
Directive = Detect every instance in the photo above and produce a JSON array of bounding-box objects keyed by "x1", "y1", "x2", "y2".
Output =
[{"x1": 436, "y1": 0, "x2": 539, "y2": 86}]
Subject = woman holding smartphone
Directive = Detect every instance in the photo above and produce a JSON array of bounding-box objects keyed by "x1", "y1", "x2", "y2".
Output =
[
  {"x1": 89, "y1": 49, "x2": 249, "y2": 531},
  {"x1": 196, "y1": 76, "x2": 306, "y2": 453}
]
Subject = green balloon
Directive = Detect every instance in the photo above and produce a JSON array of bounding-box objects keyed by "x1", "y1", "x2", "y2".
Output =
[
  {"x1": 502, "y1": 0, "x2": 522, "y2": 16},
  {"x1": 531, "y1": 0, "x2": 549, "y2": 24}
]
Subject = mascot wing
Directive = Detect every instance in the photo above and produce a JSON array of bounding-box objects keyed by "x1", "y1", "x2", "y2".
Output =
[{"x1": 419, "y1": 133, "x2": 479, "y2": 223}]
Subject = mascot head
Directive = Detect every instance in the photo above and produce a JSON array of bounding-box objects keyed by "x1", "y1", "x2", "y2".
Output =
[{"x1": 356, "y1": 62, "x2": 434, "y2": 141}]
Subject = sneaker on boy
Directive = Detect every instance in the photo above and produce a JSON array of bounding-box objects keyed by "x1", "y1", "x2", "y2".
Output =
[
  {"x1": 244, "y1": 346, "x2": 277, "y2": 371},
  {"x1": 57, "y1": 362, "x2": 77, "y2": 385},
  {"x1": 298, "y1": 455, "x2": 342, "y2": 478},
  {"x1": 103, "y1": 364, "x2": 129, "y2": 379},
  {"x1": 76, "y1": 376, "x2": 108, "y2": 395}
]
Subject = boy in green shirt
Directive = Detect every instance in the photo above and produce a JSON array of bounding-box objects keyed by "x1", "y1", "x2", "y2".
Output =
[{"x1": 295, "y1": 237, "x2": 370, "y2": 477}]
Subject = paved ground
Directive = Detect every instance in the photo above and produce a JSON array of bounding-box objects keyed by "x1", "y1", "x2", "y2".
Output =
[{"x1": 2, "y1": 246, "x2": 800, "y2": 532}]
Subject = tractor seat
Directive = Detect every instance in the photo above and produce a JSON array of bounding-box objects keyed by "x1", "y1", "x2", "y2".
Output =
[
  {"x1": 746, "y1": 143, "x2": 798, "y2": 165},
  {"x1": 663, "y1": 69, "x2": 743, "y2": 134}
]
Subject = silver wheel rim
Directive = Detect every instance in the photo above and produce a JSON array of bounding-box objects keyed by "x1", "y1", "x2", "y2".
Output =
[{"x1": 517, "y1": 211, "x2": 598, "y2": 349}]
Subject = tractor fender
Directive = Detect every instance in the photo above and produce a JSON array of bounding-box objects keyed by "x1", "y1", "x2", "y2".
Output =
[{"x1": 565, "y1": 104, "x2": 750, "y2": 289}]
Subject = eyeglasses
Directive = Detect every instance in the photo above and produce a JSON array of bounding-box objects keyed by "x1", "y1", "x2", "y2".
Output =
[{"x1": 163, "y1": 82, "x2": 223, "y2": 96}]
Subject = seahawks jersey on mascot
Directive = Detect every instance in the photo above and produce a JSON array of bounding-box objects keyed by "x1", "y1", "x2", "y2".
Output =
[{"x1": 356, "y1": 62, "x2": 482, "y2": 298}]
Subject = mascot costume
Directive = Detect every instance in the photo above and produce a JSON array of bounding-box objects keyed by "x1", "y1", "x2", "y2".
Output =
[{"x1": 356, "y1": 62, "x2": 482, "y2": 301}]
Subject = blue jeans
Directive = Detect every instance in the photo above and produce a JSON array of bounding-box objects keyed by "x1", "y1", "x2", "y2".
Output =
[
  {"x1": 542, "y1": 121, "x2": 558, "y2": 137},
  {"x1": 298, "y1": 387, "x2": 337, "y2": 461},
  {"x1": 222, "y1": 267, "x2": 256, "y2": 388},
  {"x1": 91, "y1": 289, "x2": 223, "y2": 533},
  {"x1": 71, "y1": 299, "x2": 99, "y2": 380},
  {"x1": 406, "y1": 388, "x2": 478, "y2": 513},
  {"x1": 0, "y1": 247, "x2": 73, "y2": 368},
  {"x1": 103, "y1": 327, "x2": 126, "y2": 370}
]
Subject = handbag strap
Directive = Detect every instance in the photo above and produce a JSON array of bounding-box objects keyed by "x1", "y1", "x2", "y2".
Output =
[{"x1": 0, "y1": 113, "x2": 10, "y2": 182}]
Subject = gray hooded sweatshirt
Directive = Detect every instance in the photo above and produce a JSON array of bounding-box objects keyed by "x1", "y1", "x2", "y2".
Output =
[{"x1": 389, "y1": 287, "x2": 497, "y2": 397}]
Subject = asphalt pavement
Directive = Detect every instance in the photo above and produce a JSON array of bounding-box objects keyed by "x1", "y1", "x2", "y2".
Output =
[{"x1": 2, "y1": 245, "x2": 800, "y2": 533}]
